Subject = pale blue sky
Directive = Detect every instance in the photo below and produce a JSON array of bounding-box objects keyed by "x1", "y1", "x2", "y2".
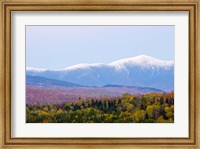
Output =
[{"x1": 26, "y1": 25, "x2": 174, "y2": 70}]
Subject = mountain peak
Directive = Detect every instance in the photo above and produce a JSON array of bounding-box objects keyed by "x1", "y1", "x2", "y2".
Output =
[
  {"x1": 133, "y1": 54, "x2": 154, "y2": 59},
  {"x1": 110, "y1": 55, "x2": 174, "y2": 69}
]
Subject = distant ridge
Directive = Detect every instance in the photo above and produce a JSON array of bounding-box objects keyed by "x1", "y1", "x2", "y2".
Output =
[
  {"x1": 26, "y1": 75, "x2": 83, "y2": 88},
  {"x1": 103, "y1": 84, "x2": 164, "y2": 92}
]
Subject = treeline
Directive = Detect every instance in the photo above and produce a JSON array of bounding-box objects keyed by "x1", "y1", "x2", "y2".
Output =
[{"x1": 26, "y1": 91, "x2": 174, "y2": 123}]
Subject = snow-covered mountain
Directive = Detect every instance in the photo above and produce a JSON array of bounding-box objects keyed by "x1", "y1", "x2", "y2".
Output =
[{"x1": 26, "y1": 55, "x2": 174, "y2": 91}]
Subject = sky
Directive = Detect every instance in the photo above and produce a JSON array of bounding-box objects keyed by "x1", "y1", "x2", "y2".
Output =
[{"x1": 26, "y1": 25, "x2": 174, "y2": 70}]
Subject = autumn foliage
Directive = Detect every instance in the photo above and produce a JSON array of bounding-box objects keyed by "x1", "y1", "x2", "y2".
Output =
[{"x1": 26, "y1": 91, "x2": 174, "y2": 123}]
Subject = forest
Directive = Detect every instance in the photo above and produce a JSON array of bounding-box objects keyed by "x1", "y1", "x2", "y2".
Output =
[{"x1": 26, "y1": 91, "x2": 174, "y2": 123}]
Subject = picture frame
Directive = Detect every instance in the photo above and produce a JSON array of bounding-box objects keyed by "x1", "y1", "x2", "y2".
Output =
[{"x1": 0, "y1": 0, "x2": 199, "y2": 148}]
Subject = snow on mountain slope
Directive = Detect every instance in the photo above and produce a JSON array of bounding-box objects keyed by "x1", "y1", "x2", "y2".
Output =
[
  {"x1": 26, "y1": 67, "x2": 47, "y2": 72},
  {"x1": 63, "y1": 63, "x2": 107, "y2": 71},
  {"x1": 110, "y1": 55, "x2": 173, "y2": 69},
  {"x1": 26, "y1": 55, "x2": 174, "y2": 91}
]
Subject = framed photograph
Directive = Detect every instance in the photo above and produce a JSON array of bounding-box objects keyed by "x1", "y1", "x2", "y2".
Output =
[{"x1": 0, "y1": 0, "x2": 199, "y2": 148}]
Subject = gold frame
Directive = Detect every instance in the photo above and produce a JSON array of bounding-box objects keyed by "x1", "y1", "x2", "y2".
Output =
[{"x1": 0, "y1": 0, "x2": 199, "y2": 148}]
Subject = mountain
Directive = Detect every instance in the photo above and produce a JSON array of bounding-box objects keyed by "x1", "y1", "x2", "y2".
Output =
[
  {"x1": 26, "y1": 55, "x2": 174, "y2": 91},
  {"x1": 26, "y1": 75, "x2": 83, "y2": 88}
]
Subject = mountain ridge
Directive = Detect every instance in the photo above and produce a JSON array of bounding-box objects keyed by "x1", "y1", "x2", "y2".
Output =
[
  {"x1": 27, "y1": 75, "x2": 164, "y2": 93},
  {"x1": 27, "y1": 55, "x2": 174, "y2": 71},
  {"x1": 26, "y1": 75, "x2": 84, "y2": 88}
]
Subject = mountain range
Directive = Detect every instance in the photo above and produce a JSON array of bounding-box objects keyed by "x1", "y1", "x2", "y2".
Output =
[{"x1": 26, "y1": 55, "x2": 174, "y2": 91}]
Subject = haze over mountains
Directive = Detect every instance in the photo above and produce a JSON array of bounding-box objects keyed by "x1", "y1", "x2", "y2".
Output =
[{"x1": 27, "y1": 55, "x2": 174, "y2": 91}]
